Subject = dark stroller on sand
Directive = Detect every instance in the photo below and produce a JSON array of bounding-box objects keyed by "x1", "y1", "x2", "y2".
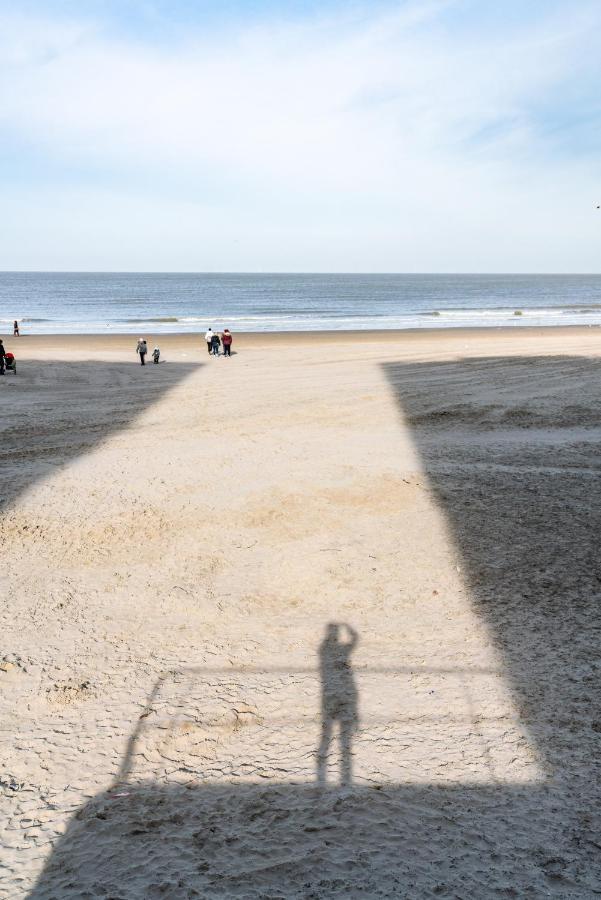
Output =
[{"x1": 4, "y1": 352, "x2": 16, "y2": 374}]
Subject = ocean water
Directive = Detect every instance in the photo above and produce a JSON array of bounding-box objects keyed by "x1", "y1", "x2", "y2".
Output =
[{"x1": 2, "y1": 272, "x2": 601, "y2": 334}]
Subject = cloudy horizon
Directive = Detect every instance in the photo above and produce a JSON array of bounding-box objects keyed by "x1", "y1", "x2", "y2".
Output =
[{"x1": 1, "y1": 0, "x2": 600, "y2": 273}]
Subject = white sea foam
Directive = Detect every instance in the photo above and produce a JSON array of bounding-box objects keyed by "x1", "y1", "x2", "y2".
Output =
[{"x1": 3, "y1": 273, "x2": 601, "y2": 333}]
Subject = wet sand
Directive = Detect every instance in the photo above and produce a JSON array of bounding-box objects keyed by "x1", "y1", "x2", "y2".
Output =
[{"x1": 3, "y1": 323, "x2": 600, "y2": 350}]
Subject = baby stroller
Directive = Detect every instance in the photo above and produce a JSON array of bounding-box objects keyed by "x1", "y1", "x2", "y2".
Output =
[{"x1": 5, "y1": 352, "x2": 16, "y2": 374}]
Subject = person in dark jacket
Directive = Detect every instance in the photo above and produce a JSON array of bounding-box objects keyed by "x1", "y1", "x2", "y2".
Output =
[
  {"x1": 0, "y1": 339, "x2": 5, "y2": 375},
  {"x1": 136, "y1": 338, "x2": 148, "y2": 365},
  {"x1": 221, "y1": 329, "x2": 233, "y2": 357},
  {"x1": 211, "y1": 332, "x2": 221, "y2": 356}
]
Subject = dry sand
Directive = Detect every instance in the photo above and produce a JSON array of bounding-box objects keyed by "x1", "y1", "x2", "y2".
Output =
[{"x1": 1, "y1": 328, "x2": 600, "y2": 897}]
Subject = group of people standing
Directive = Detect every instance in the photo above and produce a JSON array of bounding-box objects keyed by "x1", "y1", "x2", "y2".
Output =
[
  {"x1": 204, "y1": 328, "x2": 233, "y2": 357},
  {"x1": 135, "y1": 328, "x2": 234, "y2": 366}
]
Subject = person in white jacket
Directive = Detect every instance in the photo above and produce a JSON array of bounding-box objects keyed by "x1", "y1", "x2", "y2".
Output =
[{"x1": 204, "y1": 328, "x2": 213, "y2": 355}]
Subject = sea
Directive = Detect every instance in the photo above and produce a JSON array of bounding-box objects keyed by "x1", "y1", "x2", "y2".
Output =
[{"x1": 2, "y1": 272, "x2": 601, "y2": 334}]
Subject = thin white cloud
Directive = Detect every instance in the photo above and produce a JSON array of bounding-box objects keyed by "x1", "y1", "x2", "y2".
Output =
[
  {"x1": 1, "y1": 2, "x2": 600, "y2": 270},
  {"x1": 0, "y1": 11, "x2": 91, "y2": 66}
]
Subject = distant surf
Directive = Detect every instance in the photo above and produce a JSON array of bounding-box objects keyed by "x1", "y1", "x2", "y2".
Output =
[{"x1": 2, "y1": 272, "x2": 601, "y2": 334}]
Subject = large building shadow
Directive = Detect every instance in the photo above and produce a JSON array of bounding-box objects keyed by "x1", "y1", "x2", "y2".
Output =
[
  {"x1": 0, "y1": 360, "x2": 201, "y2": 515},
  {"x1": 28, "y1": 780, "x2": 582, "y2": 898},
  {"x1": 25, "y1": 354, "x2": 601, "y2": 897},
  {"x1": 382, "y1": 355, "x2": 601, "y2": 776}
]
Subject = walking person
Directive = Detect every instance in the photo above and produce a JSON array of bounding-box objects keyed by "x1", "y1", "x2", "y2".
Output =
[
  {"x1": 211, "y1": 331, "x2": 221, "y2": 356},
  {"x1": 152, "y1": 346, "x2": 160, "y2": 364},
  {"x1": 13, "y1": 320, "x2": 19, "y2": 337},
  {"x1": 221, "y1": 328, "x2": 233, "y2": 357},
  {"x1": 0, "y1": 339, "x2": 5, "y2": 376},
  {"x1": 136, "y1": 338, "x2": 148, "y2": 365},
  {"x1": 204, "y1": 328, "x2": 214, "y2": 355}
]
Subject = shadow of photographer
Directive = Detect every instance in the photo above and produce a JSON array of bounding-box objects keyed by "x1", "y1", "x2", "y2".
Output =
[{"x1": 316, "y1": 622, "x2": 359, "y2": 786}]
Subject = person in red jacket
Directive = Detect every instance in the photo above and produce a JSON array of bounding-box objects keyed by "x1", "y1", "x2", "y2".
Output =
[{"x1": 221, "y1": 328, "x2": 233, "y2": 357}]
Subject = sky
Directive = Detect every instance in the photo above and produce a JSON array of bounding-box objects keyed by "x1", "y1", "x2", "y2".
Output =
[{"x1": 1, "y1": 0, "x2": 600, "y2": 272}]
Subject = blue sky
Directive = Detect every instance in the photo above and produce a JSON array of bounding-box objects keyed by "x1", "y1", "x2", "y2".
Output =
[{"x1": 1, "y1": 0, "x2": 600, "y2": 271}]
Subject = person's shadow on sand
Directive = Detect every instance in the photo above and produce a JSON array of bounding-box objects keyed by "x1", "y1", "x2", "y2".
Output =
[{"x1": 317, "y1": 622, "x2": 359, "y2": 786}]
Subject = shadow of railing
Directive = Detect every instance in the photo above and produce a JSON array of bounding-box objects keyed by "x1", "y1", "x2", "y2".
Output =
[
  {"x1": 25, "y1": 661, "x2": 557, "y2": 898},
  {"x1": 27, "y1": 656, "x2": 600, "y2": 895}
]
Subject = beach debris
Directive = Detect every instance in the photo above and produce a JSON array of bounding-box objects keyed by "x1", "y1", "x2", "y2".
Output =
[
  {"x1": 0, "y1": 776, "x2": 24, "y2": 792},
  {"x1": 45, "y1": 679, "x2": 93, "y2": 704},
  {"x1": 540, "y1": 857, "x2": 567, "y2": 879},
  {"x1": 0, "y1": 653, "x2": 27, "y2": 673}
]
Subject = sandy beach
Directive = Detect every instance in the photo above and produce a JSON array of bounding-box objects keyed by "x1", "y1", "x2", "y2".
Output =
[{"x1": 2, "y1": 327, "x2": 601, "y2": 898}]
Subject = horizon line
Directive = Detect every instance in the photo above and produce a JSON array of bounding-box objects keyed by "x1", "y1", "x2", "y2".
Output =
[{"x1": 2, "y1": 270, "x2": 601, "y2": 277}]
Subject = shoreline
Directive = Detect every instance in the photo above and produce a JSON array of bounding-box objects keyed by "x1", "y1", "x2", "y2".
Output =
[{"x1": 2, "y1": 323, "x2": 601, "y2": 349}]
